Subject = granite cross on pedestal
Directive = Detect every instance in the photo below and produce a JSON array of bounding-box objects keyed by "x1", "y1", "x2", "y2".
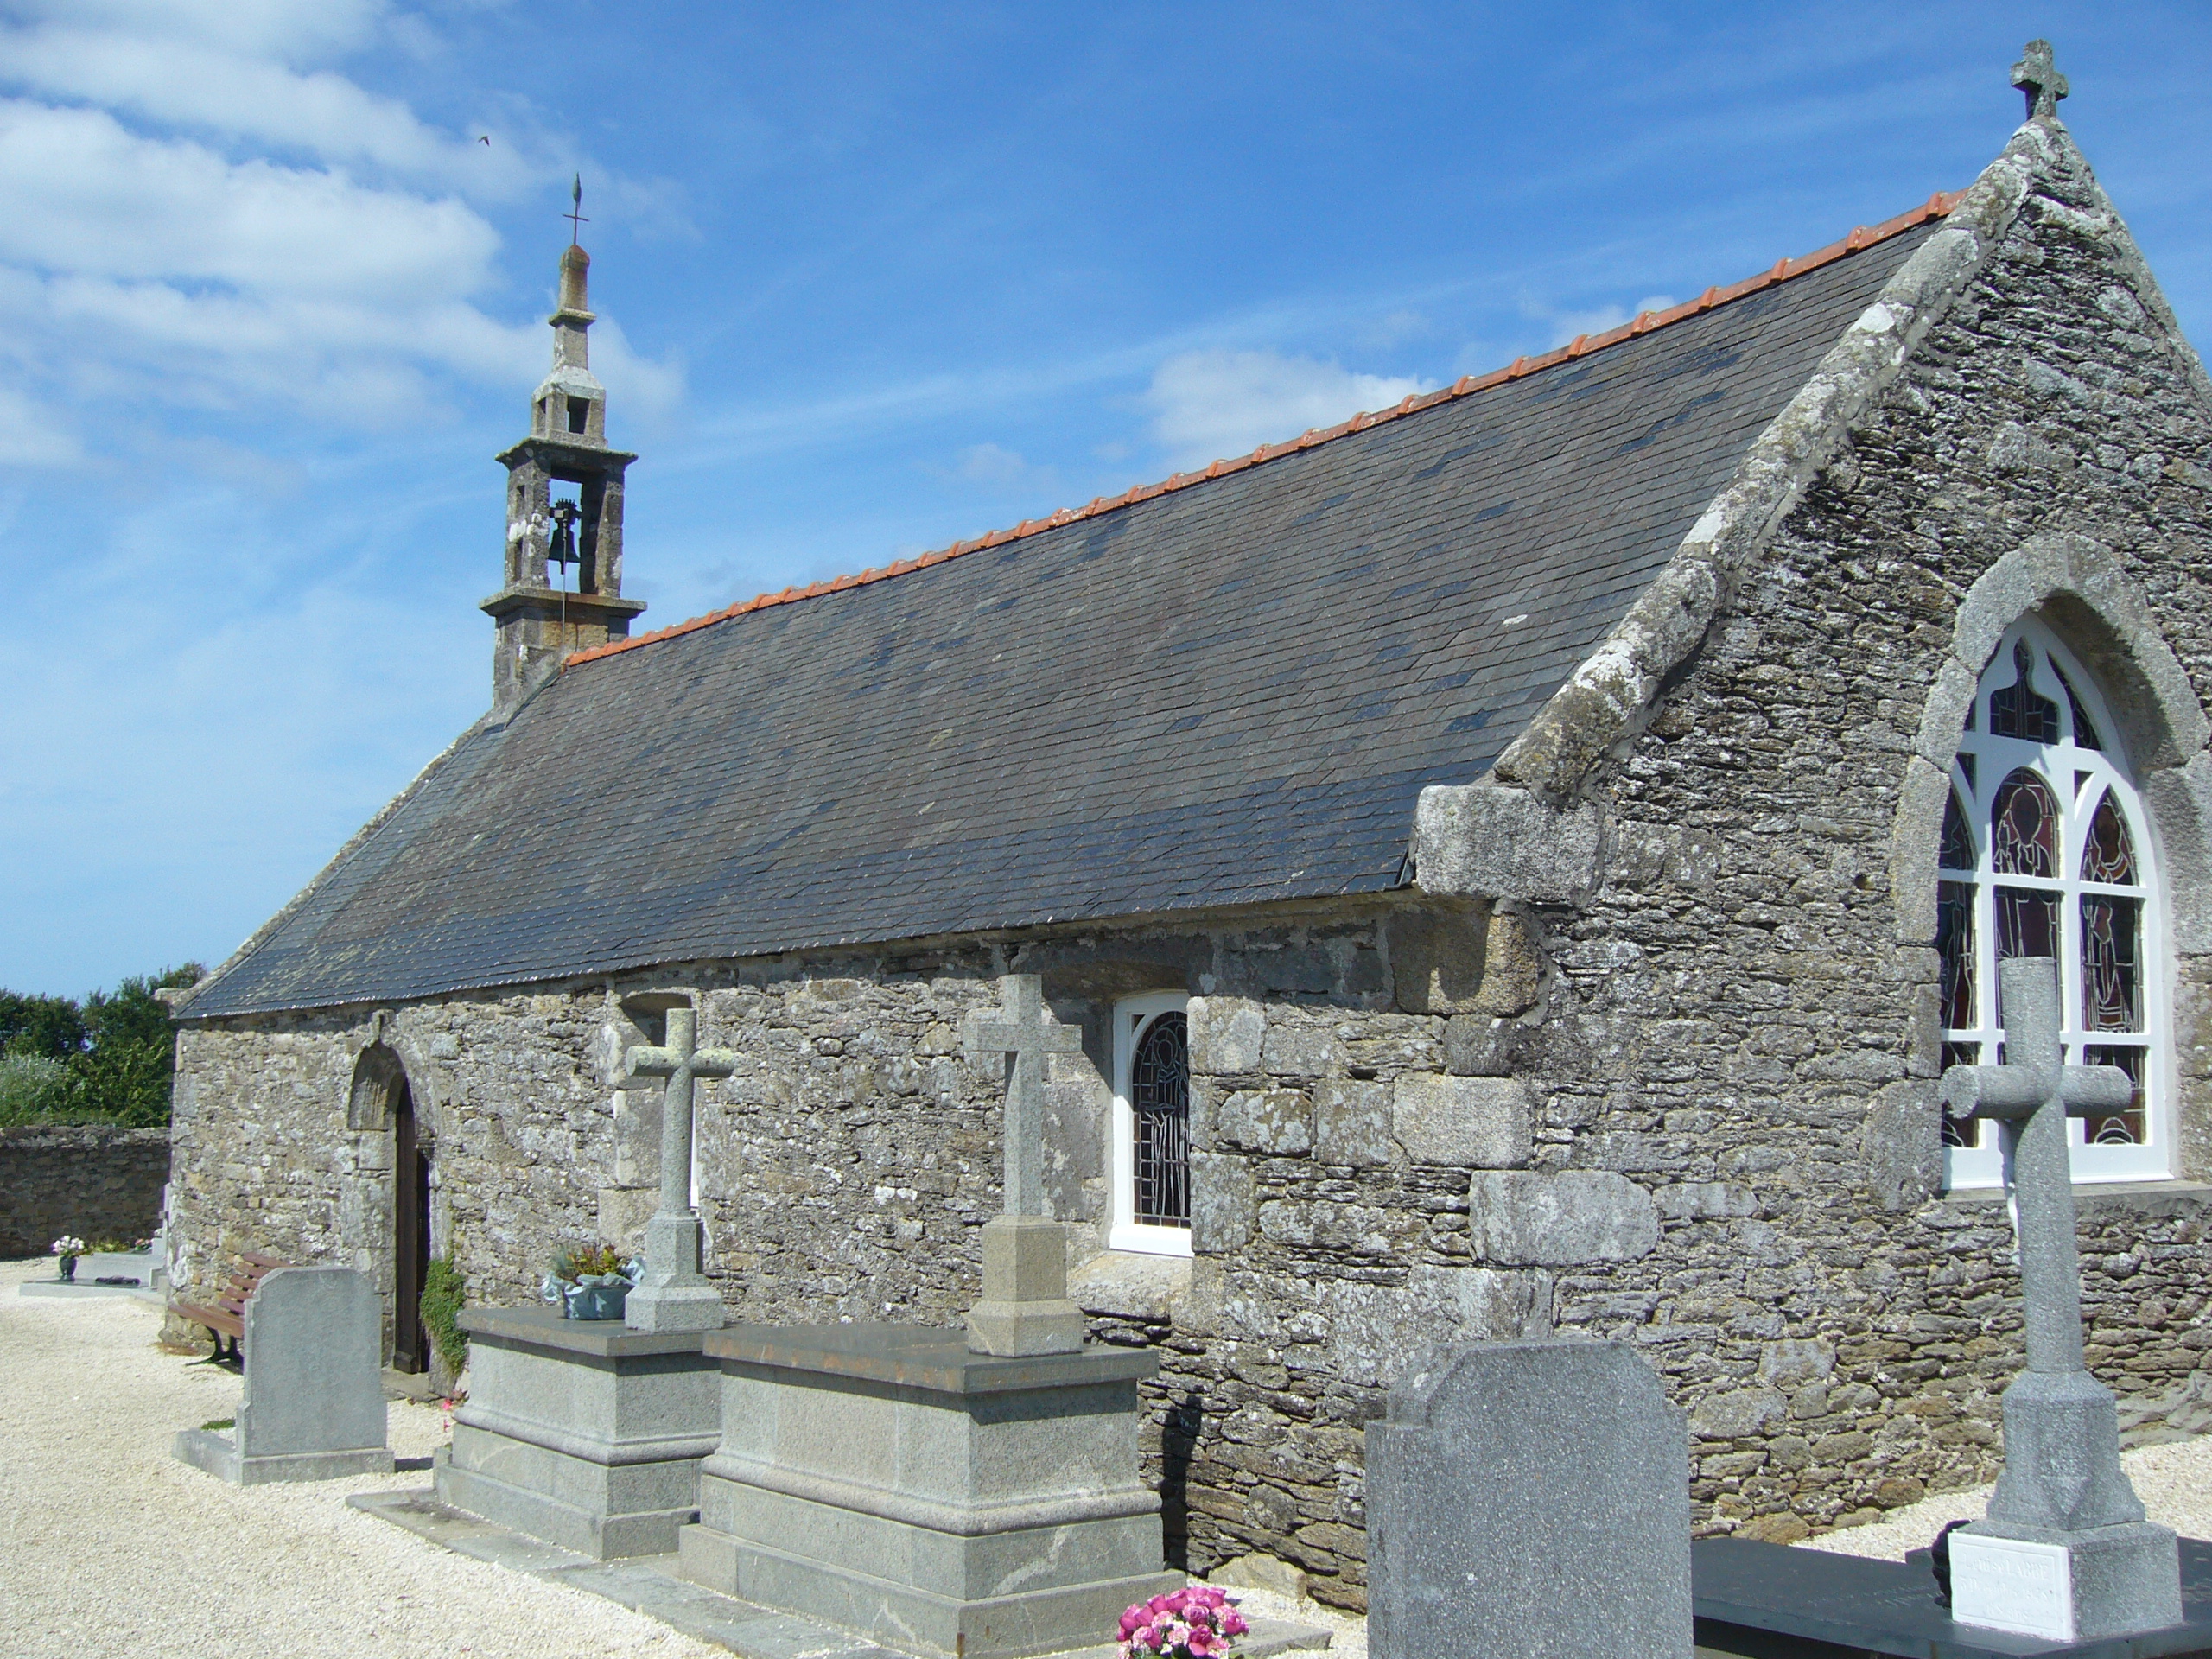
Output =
[
  {"x1": 1937, "y1": 956, "x2": 2180, "y2": 1641},
  {"x1": 622, "y1": 1004, "x2": 736, "y2": 1332},
  {"x1": 964, "y1": 974, "x2": 1084, "y2": 1218},
  {"x1": 960, "y1": 974, "x2": 1087, "y2": 1356},
  {"x1": 2011, "y1": 38, "x2": 2069, "y2": 122}
]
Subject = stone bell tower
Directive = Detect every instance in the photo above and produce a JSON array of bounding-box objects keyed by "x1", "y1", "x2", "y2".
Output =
[{"x1": 483, "y1": 187, "x2": 646, "y2": 713}]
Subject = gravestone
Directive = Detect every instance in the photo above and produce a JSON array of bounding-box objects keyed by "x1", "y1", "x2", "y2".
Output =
[
  {"x1": 1938, "y1": 956, "x2": 2183, "y2": 1643},
  {"x1": 172, "y1": 1265, "x2": 395, "y2": 1484},
  {"x1": 1367, "y1": 1338, "x2": 1693, "y2": 1659},
  {"x1": 960, "y1": 974, "x2": 1086, "y2": 1355}
]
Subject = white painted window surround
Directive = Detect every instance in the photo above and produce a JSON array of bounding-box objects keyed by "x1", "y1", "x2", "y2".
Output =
[
  {"x1": 1110, "y1": 990, "x2": 1193, "y2": 1257},
  {"x1": 1941, "y1": 618, "x2": 2172, "y2": 1189}
]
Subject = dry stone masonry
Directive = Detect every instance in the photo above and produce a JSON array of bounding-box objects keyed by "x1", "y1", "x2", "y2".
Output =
[
  {"x1": 166, "y1": 86, "x2": 2212, "y2": 1617},
  {"x1": 0, "y1": 1125, "x2": 168, "y2": 1256}
]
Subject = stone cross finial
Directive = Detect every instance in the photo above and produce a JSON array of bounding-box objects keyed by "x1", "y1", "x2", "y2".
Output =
[
  {"x1": 960, "y1": 975, "x2": 1086, "y2": 1357},
  {"x1": 963, "y1": 973, "x2": 1084, "y2": 1219},
  {"x1": 2011, "y1": 39, "x2": 2069, "y2": 123},
  {"x1": 621, "y1": 1004, "x2": 737, "y2": 1332},
  {"x1": 1939, "y1": 956, "x2": 2181, "y2": 1642}
]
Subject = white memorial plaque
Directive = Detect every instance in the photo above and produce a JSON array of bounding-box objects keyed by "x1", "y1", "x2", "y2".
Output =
[{"x1": 1949, "y1": 1532, "x2": 2075, "y2": 1642}]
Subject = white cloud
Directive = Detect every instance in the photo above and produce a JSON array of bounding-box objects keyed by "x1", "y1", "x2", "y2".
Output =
[
  {"x1": 0, "y1": 4, "x2": 680, "y2": 447},
  {"x1": 1538, "y1": 293, "x2": 1678, "y2": 348},
  {"x1": 1144, "y1": 348, "x2": 1431, "y2": 469},
  {"x1": 0, "y1": 10, "x2": 543, "y2": 193},
  {"x1": 934, "y1": 441, "x2": 1058, "y2": 493}
]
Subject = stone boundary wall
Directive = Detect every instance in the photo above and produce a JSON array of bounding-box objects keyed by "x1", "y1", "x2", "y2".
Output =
[{"x1": 0, "y1": 1125, "x2": 170, "y2": 1257}]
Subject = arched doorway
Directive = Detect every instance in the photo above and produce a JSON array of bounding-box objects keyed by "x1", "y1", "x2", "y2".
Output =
[{"x1": 391, "y1": 1078, "x2": 433, "y2": 1373}]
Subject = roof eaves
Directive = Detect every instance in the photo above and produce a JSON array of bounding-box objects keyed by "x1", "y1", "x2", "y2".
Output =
[{"x1": 566, "y1": 188, "x2": 1967, "y2": 673}]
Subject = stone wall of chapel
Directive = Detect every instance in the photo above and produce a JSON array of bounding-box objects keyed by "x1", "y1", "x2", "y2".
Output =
[
  {"x1": 164, "y1": 144, "x2": 2212, "y2": 1614},
  {"x1": 1150, "y1": 155, "x2": 2212, "y2": 1605},
  {"x1": 1508, "y1": 147, "x2": 2212, "y2": 1551}
]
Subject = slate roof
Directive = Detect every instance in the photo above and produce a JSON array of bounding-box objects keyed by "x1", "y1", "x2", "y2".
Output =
[{"x1": 185, "y1": 208, "x2": 1943, "y2": 1018}]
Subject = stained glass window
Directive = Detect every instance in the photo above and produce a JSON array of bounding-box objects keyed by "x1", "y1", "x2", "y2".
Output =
[
  {"x1": 1989, "y1": 639, "x2": 2059, "y2": 741},
  {"x1": 1937, "y1": 882, "x2": 1976, "y2": 1028},
  {"x1": 1941, "y1": 793, "x2": 1975, "y2": 872},
  {"x1": 1130, "y1": 1014, "x2": 1189, "y2": 1227},
  {"x1": 1937, "y1": 621, "x2": 2163, "y2": 1186},
  {"x1": 1992, "y1": 768, "x2": 2058, "y2": 876},
  {"x1": 2053, "y1": 660, "x2": 2104, "y2": 751},
  {"x1": 2082, "y1": 791, "x2": 2136, "y2": 884}
]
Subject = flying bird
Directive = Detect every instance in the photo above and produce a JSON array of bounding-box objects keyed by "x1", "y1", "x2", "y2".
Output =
[{"x1": 478, "y1": 134, "x2": 491, "y2": 145}]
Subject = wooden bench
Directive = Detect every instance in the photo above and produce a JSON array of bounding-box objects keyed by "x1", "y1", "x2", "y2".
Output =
[{"x1": 171, "y1": 1251, "x2": 291, "y2": 1363}]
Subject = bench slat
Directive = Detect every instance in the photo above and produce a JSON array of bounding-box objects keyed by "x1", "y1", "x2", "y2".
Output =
[{"x1": 170, "y1": 1254, "x2": 295, "y2": 1359}]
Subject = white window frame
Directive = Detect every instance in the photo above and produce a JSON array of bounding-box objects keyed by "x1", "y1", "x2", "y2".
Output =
[
  {"x1": 1942, "y1": 618, "x2": 2172, "y2": 1189},
  {"x1": 1109, "y1": 991, "x2": 1193, "y2": 1257}
]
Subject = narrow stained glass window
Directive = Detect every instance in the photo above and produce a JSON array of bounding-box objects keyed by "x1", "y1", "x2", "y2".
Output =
[
  {"x1": 2082, "y1": 791, "x2": 2137, "y2": 884},
  {"x1": 1937, "y1": 881, "x2": 1976, "y2": 1028},
  {"x1": 1989, "y1": 639, "x2": 2060, "y2": 742},
  {"x1": 2082, "y1": 897, "x2": 2143, "y2": 1033},
  {"x1": 1129, "y1": 1013, "x2": 1190, "y2": 1228},
  {"x1": 1941, "y1": 792, "x2": 1975, "y2": 871},
  {"x1": 1992, "y1": 768, "x2": 2059, "y2": 876},
  {"x1": 2053, "y1": 660, "x2": 2104, "y2": 751}
]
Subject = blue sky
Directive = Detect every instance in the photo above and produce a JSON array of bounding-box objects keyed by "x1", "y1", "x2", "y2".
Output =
[{"x1": 1, "y1": 2, "x2": 2207, "y2": 997}]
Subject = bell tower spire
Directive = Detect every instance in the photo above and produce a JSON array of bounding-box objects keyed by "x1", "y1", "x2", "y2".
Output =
[{"x1": 483, "y1": 177, "x2": 645, "y2": 714}]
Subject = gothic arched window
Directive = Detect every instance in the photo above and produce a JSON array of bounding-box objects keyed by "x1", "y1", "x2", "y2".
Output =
[
  {"x1": 1937, "y1": 620, "x2": 2166, "y2": 1187},
  {"x1": 1110, "y1": 992, "x2": 1192, "y2": 1255}
]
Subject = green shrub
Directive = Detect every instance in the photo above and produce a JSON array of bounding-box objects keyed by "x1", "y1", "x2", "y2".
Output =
[
  {"x1": 65, "y1": 1036, "x2": 174, "y2": 1127},
  {"x1": 0, "y1": 1053, "x2": 70, "y2": 1125},
  {"x1": 0, "y1": 964, "x2": 205, "y2": 1128},
  {"x1": 422, "y1": 1255, "x2": 469, "y2": 1374}
]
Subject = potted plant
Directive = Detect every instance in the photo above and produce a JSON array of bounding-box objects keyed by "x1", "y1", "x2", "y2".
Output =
[
  {"x1": 1116, "y1": 1586, "x2": 1249, "y2": 1659},
  {"x1": 538, "y1": 1243, "x2": 639, "y2": 1320},
  {"x1": 51, "y1": 1236, "x2": 86, "y2": 1282}
]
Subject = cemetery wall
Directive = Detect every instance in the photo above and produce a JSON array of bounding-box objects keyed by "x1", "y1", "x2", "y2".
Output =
[
  {"x1": 164, "y1": 132, "x2": 2212, "y2": 1614},
  {"x1": 0, "y1": 1124, "x2": 169, "y2": 1257}
]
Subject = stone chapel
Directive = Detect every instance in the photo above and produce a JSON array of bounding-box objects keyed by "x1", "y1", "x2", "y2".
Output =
[{"x1": 166, "y1": 51, "x2": 2212, "y2": 1607}]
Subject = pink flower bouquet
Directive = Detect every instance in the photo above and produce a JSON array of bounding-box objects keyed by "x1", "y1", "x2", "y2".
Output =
[{"x1": 1116, "y1": 1585, "x2": 1249, "y2": 1659}]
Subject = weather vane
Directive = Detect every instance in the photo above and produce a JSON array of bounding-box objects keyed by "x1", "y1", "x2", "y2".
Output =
[{"x1": 565, "y1": 174, "x2": 588, "y2": 245}]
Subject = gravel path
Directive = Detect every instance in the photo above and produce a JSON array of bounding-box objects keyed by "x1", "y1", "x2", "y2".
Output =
[
  {"x1": 0, "y1": 1255, "x2": 722, "y2": 1659},
  {"x1": 1802, "y1": 1430, "x2": 2212, "y2": 1563},
  {"x1": 20, "y1": 1244, "x2": 2196, "y2": 1656}
]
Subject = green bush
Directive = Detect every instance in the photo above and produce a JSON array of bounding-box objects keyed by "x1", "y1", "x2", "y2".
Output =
[
  {"x1": 421, "y1": 1255, "x2": 469, "y2": 1375},
  {"x1": 66, "y1": 1036, "x2": 174, "y2": 1127},
  {"x1": 0, "y1": 1054, "x2": 70, "y2": 1125},
  {"x1": 0, "y1": 964, "x2": 204, "y2": 1128}
]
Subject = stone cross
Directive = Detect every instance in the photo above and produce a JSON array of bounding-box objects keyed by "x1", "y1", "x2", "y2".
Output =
[
  {"x1": 1939, "y1": 957, "x2": 2130, "y2": 1379},
  {"x1": 2011, "y1": 38, "x2": 2069, "y2": 123},
  {"x1": 621, "y1": 1004, "x2": 737, "y2": 1332},
  {"x1": 959, "y1": 975, "x2": 1086, "y2": 1356},
  {"x1": 962, "y1": 973, "x2": 1084, "y2": 1219},
  {"x1": 1939, "y1": 957, "x2": 2180, "y2": 1643}
]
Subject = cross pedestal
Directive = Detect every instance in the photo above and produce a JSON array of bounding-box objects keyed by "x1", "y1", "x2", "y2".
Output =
[
  {"x1": 1938, "y1": 957, "x2": 2181, "y2": 1643},
  {"x1": 961, "y1": 974, "x2": 1087, "y2": 1356},
  {"x1": 623, "y1": 1006, "x2": 736, "y2": 1333}
]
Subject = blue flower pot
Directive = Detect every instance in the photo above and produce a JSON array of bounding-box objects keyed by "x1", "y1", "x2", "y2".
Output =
[{"x1": 563, "y1": 1280, "x2": 630, "y2": 1320}]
